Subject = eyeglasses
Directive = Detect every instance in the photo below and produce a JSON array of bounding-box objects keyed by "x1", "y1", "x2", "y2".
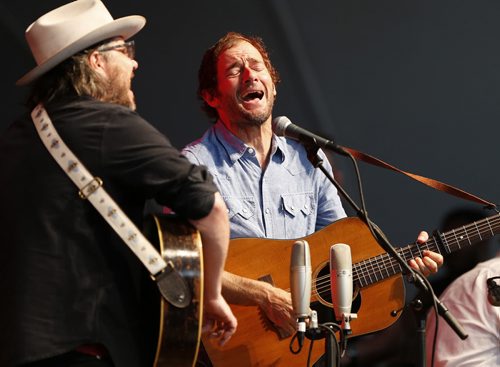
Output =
[{"x1": 97, "y1": 40, "x2": 135, "y2": 59}]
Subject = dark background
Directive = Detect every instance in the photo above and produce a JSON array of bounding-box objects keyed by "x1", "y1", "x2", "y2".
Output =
[{"x1": 2, "y1": 1, "x2": 499, "y2": 365}]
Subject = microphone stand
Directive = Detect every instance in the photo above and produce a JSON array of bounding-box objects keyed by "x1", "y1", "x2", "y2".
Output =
[
  {"x1": 408, "y1": 278, "x2": 468, "y2": 367},
  {"x1": 301, "y1": 139, "x2": 468, "y2": 367},
  {"x1": 409, "y1": 296, "x2": 427, "y2": 367},
  {"x1": 305, "y1": 311, "x2": 340, "y2": 367}
]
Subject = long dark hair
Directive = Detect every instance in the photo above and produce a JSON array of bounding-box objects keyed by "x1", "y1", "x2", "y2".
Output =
[{"x1": 26, "y1": 45, "x2": 111, "y2": 109}]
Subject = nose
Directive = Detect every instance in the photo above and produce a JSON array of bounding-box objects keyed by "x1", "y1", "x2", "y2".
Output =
[
  {"x1": 131, "y1": 58, "x2": 139, "y2": 71},
  {"x1": 242, "y1": 65, "x2": 257, "y2": 84}
]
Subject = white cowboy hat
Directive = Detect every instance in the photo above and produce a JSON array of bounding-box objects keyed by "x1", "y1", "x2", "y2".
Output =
[{"x1": 16, "y1": 0, "x2": 145, "y2": 86}]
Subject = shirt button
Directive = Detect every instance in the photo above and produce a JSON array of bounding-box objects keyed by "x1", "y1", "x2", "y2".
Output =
[
  {"x1": 242, "y1": 208, "x2": 248, "y2": 213},
  {"x1": 248, "y1": 148, "x2": 255, "y2": 155},
  {"x1": 290, "y1": 206, "x2": 295, "y2": 211},
  {"x1": 265, "y1": 208, "x2": 270, "y2": 214},
  {"x1": 304, "y1": 204, "x2": 308, "y2": 209}
]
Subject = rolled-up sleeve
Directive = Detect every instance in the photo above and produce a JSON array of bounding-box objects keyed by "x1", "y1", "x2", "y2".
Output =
[{"x1": 100, "y1": 110, "x2": 218, "y2": 220}]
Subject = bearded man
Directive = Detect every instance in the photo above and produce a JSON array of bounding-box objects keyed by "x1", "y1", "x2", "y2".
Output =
[{"x1": 0, "y1": 2, "x2": 236, "y2": 366}]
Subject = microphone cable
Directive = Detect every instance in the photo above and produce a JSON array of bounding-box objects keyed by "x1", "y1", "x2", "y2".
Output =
[
  {"x1": 318, "y1": 322, "x2": 342, "y2": 367},
  {"x1": 289, "y1": 329, "x2": 304, "y2": 354}
]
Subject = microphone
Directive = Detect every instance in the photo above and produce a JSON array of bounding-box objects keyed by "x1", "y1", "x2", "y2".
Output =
[
  {"x1": 272, "y1": 116, "x2": 346, "y2": 154},
  {"x1": 330, "y1": 243, "x2": 354, "y2": 332},
  {"x1": 290, "y1": 240, "x2": 312, "y2": 347}
]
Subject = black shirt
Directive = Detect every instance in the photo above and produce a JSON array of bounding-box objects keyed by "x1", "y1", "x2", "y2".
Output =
[{"x1": 0, "y1": 96, "x2": 217, "y2": 366}]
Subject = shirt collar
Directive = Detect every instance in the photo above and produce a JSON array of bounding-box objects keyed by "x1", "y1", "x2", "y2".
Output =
[
  {"x1": 213, "y1": 121, "x2": 247, "y2": 163},
  {"x1": 213, "y1": 120, "x2": 286, "y2": 164}
]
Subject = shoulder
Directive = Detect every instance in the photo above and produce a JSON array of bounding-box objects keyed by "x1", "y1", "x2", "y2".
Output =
[
  {"x1": 182, "y1": 127, "x2": 218, "y2": 165},
  {"x1": 48, "y1": 97, "x2": 150, "y2": 130}
]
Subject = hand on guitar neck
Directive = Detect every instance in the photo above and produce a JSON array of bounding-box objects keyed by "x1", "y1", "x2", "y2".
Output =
[{"x1": 408, "y1": 231, "x2": 443, "y2": 276}]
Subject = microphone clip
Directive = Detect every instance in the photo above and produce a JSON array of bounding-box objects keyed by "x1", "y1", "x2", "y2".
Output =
[
  {"x1": 296, "y1": 314, "x2": 310, "y2": 348},
  {"x1": 340, "y1": 312, "x2": 358, "y2": 335},
  {"x1": 304, "y1": 310, "x2": 326, "y2": 341},
  {"x1": 290, "y1": 313, "x2": 311, "y2": 354}
]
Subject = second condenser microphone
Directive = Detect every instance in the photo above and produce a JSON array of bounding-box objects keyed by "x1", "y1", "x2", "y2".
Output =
[
  {"x1": 290, "y1": 240, "x2": 312, "y2": 345},
  {"x1": 330, "y1": 243, "x2": 353, "y2": 326}
]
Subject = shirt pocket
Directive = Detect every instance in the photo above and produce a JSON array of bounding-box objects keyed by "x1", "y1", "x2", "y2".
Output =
[
  {"x1": 281, "y1": 192, "x2": 316, "y2": 237},
  {"x1": 282, "y1": 192, "x2": 314, "y2": 217},
  {"x1": 224, "y1": 196, "x2": 256, "y2": 220}
]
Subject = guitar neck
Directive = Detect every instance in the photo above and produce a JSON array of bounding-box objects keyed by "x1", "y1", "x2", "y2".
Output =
[{"x1": 353, "y1": 213, "x2": 500, "y2": 288}]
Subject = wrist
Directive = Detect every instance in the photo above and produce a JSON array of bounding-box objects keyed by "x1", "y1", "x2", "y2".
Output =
[{"x1": 255, "y1": 281, "x2": 274, "y2": 308}]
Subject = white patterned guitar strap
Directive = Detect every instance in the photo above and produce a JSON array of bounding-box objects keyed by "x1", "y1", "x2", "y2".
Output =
[{"x1": 31, "y1": 103, "x2": 191, "y2": 308}]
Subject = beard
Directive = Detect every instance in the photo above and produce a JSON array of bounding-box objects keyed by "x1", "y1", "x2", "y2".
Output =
[
  {"x1": 224, "y1": 92, "x2": 275, "y2": 128},
  {"x1": 102, "y1": 62, "x2": 136, "y2": 110}
]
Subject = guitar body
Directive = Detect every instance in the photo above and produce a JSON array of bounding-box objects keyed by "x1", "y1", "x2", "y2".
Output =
[
  {"x1": 145, "y1": 215, "x2": 203, "y2": 367},
  {"x1": 203, "y1": 217, "x2": 405, "y2": 367}
]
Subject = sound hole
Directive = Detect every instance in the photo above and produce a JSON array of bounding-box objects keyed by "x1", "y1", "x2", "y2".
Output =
[{"x1": 313, "y1": 262, "x2": 362, "y2": 322}]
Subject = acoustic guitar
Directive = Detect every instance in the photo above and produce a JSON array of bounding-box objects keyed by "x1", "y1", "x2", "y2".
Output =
[
  {"x1": 202, "y1": 213, "x2": 500, "y2": 367},
  {"x1": 144, "y1": 215, "x2": 203, "y2": 367}
]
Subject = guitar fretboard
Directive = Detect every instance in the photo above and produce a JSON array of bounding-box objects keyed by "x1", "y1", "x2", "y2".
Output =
[{"x1": 352, "y1": 213, "x2": 500, "y2": 288}]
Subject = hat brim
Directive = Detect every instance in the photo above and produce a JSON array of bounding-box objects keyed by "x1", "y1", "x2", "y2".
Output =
[{"x1": 16, "y1": 15, "x2": 145, "y2": 86}]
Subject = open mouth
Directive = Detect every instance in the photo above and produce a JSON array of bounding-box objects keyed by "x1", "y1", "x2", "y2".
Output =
[{"x1": 241, "y1": 90, "x2": 264, "y2": 102}]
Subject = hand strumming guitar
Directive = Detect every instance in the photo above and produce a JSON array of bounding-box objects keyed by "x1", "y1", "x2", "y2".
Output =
[
  {"x1": 221, "y1": 271, "x2": 296, "y2": 338},
  {"x1": 202, "y1": 295, "x2": 237, "y2": 346}
]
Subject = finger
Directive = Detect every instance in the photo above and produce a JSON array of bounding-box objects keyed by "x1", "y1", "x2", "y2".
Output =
[
  {"x1": 277, "y1": 328, "x2": 289, "y2": 339},
  {"x1": 201, "y1": 319, "x2": 215, "y2": 333},
  {"x1": 275, "y1": 322, "x2": 294, "y2": 339},
  {"x1": 408, "y1": 258, "x2": 418, "y2": 271},
  {"x1": 417, "y1": 231, "x2": 429, "y2": 244},
  {"x1": 409, "y1": 257, "x2": 428, "y2": 276},
  {"x1": 218, "y1": 324, "x2": 237, "y2": 346},
  {"x1": 422, "y1": 256, "x2": 439, "y2": 274},
  {"x1": 219, "y1": 333, "x2": 231, "y2": 346},
  {"x1": 416, "y1": 257, "x2": 431, "y2": 276},
  {"x1": 284, "y1": 325, "x2": 294, "y2": 338},
  {"x1": 423, "y1": 250, "x2": 443, "y2": 267},
  {"x1": 209, "y1": 330, "x2": 220, "y2": 338}
]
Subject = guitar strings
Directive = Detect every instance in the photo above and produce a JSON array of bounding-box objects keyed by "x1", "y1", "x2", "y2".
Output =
[{"x1": 296, "y1": 214, "x2": 500, "y2": 300}]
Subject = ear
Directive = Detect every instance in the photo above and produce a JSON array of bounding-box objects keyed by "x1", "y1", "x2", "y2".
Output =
[
  {"x1": 87, "y1": 51, "x2": 108, "y2": 77},
  {"x1": 201, "y1": 89, "x2": 219, "y2": 108}
]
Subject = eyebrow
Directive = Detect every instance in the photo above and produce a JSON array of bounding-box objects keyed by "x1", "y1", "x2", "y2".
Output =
[{"x1": 225, "y1": 57, "x2": 263, "y2": 71}]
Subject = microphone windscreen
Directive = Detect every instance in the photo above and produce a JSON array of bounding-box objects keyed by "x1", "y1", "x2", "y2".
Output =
[
  {"x1": 330, "y1": 243, "x2": 353, "y2": 321},
  {"x1": 272, "y1": 116, "x2": 291, "y2": 136},
  {"x1": 290, "y1": 240, "x2": 312, "y2": 318}
]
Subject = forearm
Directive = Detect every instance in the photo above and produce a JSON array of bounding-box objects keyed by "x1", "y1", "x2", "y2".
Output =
[
  {"x1": 189, "y1": 192, "x2": 229, "y2": 301},
  {"x1": 222, "y1": 270, "x2": 296, "y2": 336},
  {"x1": 222, "y1": 271, "x2": 274, "y2": 306}
]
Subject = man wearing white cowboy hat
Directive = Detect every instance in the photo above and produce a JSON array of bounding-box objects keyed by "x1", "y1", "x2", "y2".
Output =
[{"x1": 0, "y1": 1, "x2": 237, "y2": 366}]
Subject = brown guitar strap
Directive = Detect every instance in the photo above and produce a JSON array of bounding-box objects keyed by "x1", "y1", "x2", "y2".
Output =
[{"x1": 340, "y1": 145, "x2": 497, "y2": 210}]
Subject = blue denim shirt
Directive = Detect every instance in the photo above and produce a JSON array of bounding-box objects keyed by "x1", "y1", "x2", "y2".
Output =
[{"x1": 182, "y1": 121, "x2": 346, "y2": 239}]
